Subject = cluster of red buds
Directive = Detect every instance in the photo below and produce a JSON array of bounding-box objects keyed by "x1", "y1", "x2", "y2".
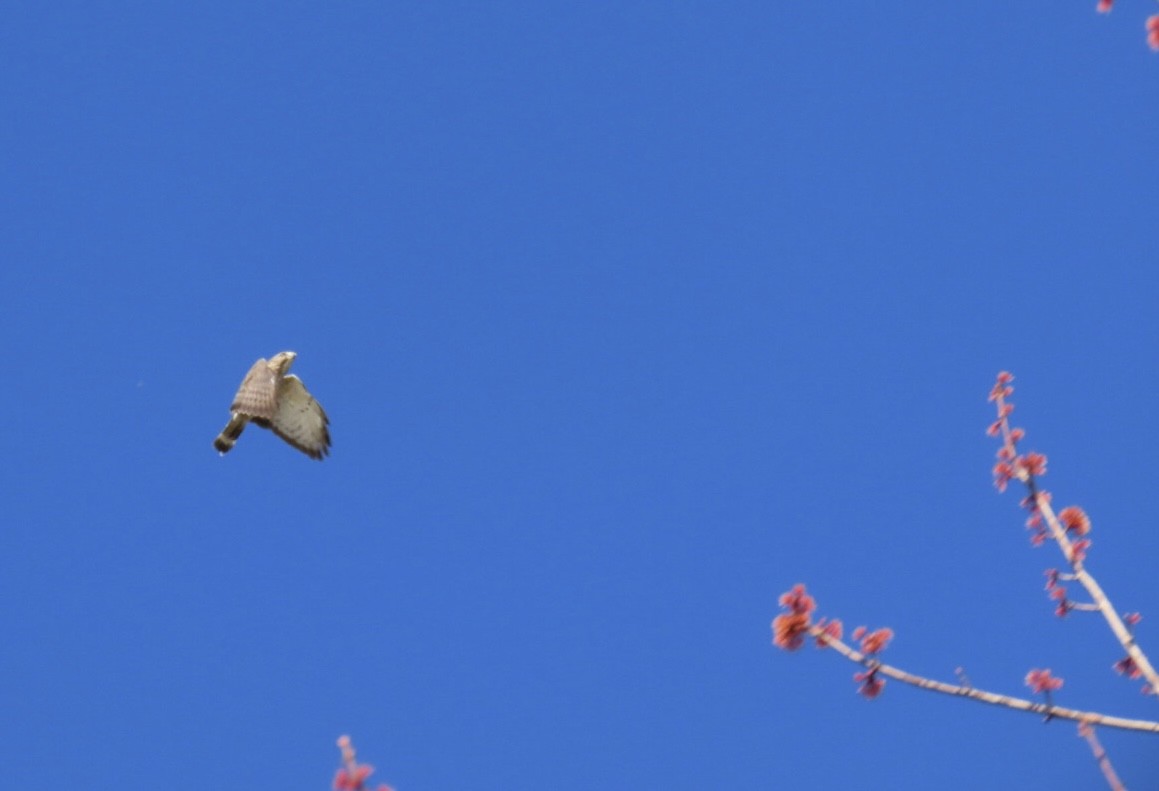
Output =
[
  {"x1": 333, "y1": 736, "x2": 393, "y2": 791},
  {"x1": 989, "y1": 373, "x2": 1094, "y2": 566},
  {"x1": 850, "y1": 626, "x2": 894, "y2": 699},
  {"x1": 1096, "y1": 0, "x2": 1159, "y2": 51},
  {"x1": 772, "y1": 584, "x2": 893, "y2": 699},
  {"x1": 774, "y1": 369, "x2": 1157, "y2": 789}
]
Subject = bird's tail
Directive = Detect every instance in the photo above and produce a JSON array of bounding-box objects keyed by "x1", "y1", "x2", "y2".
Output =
[{"x1": 214, "y1": 415, "x2": 247, "y2": 455}]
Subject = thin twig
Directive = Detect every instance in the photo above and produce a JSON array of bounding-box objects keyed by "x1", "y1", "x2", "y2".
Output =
[
  {"x1": 1078, "y1": 721, "x2": 1127, "y2": 791},
  {"x1": 811, "y1": 626, "x2": 1159, "y2": 734},
  {"x1": 993, "y1": 386, "x2": 1159, "y2": 694},
  {"x1": 1034, "y1": 486, "x2": 1158, "y2": 691}
]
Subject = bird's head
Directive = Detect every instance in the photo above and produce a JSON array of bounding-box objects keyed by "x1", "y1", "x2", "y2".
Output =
[{"x1": 269, "y1": 351, "x2": 297, "y2": 374}]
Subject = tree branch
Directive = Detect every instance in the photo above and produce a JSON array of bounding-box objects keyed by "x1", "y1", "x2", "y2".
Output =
[{"x1": 811, "y1": 625, "x2": 1159, "y2": 734}]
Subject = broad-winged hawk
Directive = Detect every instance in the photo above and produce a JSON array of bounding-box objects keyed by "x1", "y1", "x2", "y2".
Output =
[{"x1": 214, "y1": 351, "x2": 331, "y2": 459}]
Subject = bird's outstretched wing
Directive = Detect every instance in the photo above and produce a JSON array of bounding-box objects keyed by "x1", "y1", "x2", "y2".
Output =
[
  {"x1": 230, "y1": 358, "x2": 279, "y2": 420},
  {"x1": 267, "y1": 374, "x2": 331, "y2": 459}
]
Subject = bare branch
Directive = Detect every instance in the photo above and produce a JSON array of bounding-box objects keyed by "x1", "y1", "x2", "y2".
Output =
[
  {"x1": 810, "y1": 625, "x2": 1159, "y2": 734},
  {"x1": 992, "y1": 382, "x2": 1159, "y2": 693},
  {"x1": 1078, "y1": 721, "x2": 1127, "y2": 791}
]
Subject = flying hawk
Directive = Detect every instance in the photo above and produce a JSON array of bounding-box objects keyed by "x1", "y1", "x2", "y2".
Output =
[{"x1": 214, "y1": 351, "x2": 330, "y2": 459}]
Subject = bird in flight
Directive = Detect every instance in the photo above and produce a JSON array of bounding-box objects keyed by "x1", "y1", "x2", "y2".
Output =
[{"x1": 214, "y1": 351, "x2": 331, "y2": 459}]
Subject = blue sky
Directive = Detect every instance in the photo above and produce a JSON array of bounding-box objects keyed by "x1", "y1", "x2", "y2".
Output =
[{"x1": 2, "y1": 3, "x2": 1158, "y2": 789}]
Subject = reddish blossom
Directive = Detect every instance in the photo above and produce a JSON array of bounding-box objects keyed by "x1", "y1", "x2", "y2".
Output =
[
  {"x1": 773, "y1": 584, "x2": 817, "y2": 651},
  {"x1": 1124, "y1": 612, "x2": 1142, "y2": 627},
  {"x1": 333, "y1": 736, "x2": 394, "y2": 791},
  {"x1": 1049, "y1": 586, "x2": 1070, "y2": 618},
  {"x1": 1044, "y1": 569, "x2": 1060, "y2": 589},
  {"x1": 334, "y1": 766, "x2": 374, "y2": 791},
  {"x1": 993, "y1": 461, "x2": 1014, "y2": 492},
  {"x1": 986, "y1": 420, "x2": 1002, "y2": 437},
  {"x1": 1097, "y1": 0, "x2": 1114, "y2": 13},
  {"x1": 1009, "y1": 427, "x2": 1025, "y2": 443},
  {"x1": 778, "y1": 583, "x2": 816, "y2": 616},
  {"x1": 1114, "y1": 656, "x2": 1141, "y2": 679},
  {"x1": 1148, "y1": 15, "x2": 1159, "y2": 51},
  {"x1": 772, "y1": 611, "x2": 811, "y2": 651},
  {"x1": 854, "y1": 669, "x2": 886, "y2": 699},
  {"x1": 1070, "y1": 538, "x2": 1091, "y2": 564},
  {"x1": 814, "y1": 617, "x2": 843, "y2": 648},
  {"x1": 1027, "y1": 513, "x2": 1048, "y2": 546},
  {"x1": 1018, "y1": 452, "x2": 1047, "y2": 478},
  {"x1": 1025, "y1": 668, "x2": 1064, "y2": 694},
  {"x1": 854, "y1": 627, "x2": 894, "y2": 655},
  {"x1": 1058, "y1": 506, "x2": 1091, "y2": 537},
  {"x1": 989, "y1": 374, "x2": 1014, "y2": 402}
]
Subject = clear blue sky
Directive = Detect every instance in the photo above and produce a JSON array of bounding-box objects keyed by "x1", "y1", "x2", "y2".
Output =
[{"x1": 2, "y1": 3, "x2": 1158, "y2": 789}]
